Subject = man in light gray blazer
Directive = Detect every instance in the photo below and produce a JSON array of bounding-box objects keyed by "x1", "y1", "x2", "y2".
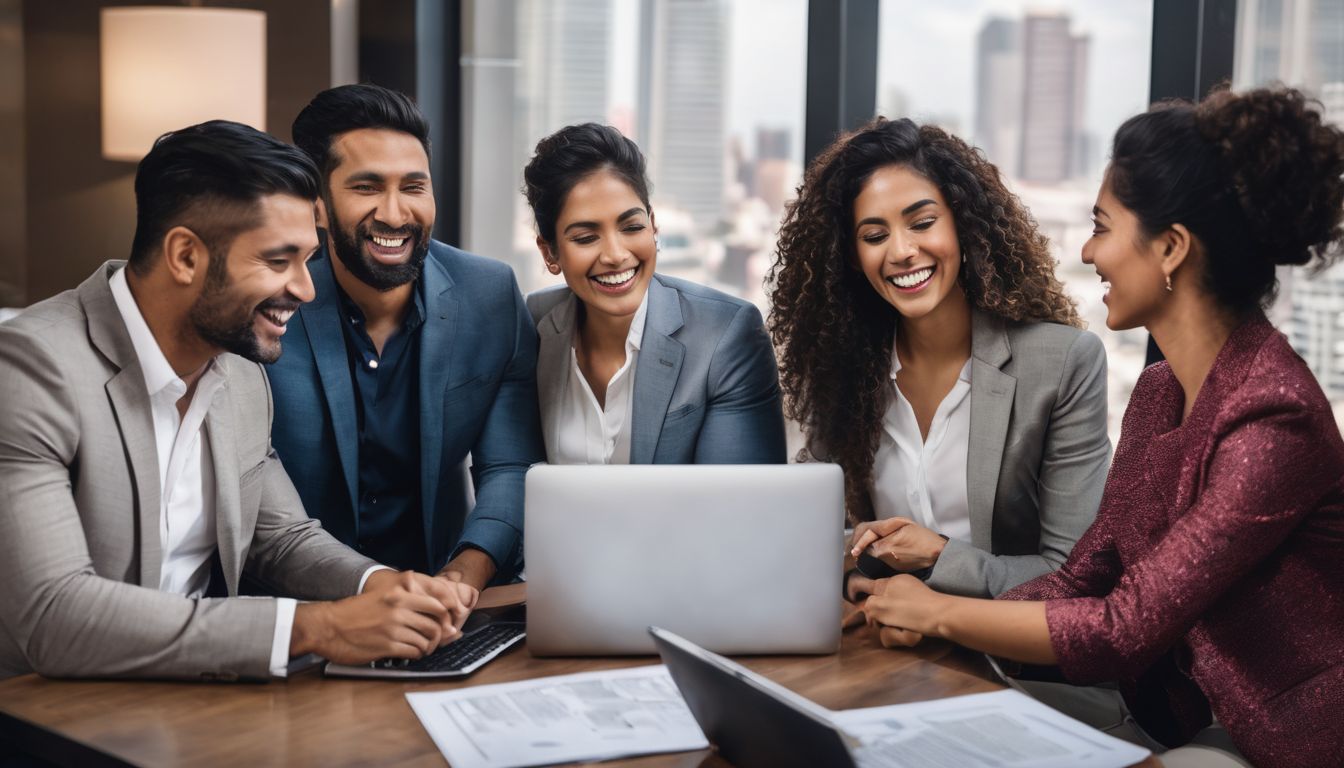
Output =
[{"x1": 0, "y1": 121, "x2": 471, "y2": 682}]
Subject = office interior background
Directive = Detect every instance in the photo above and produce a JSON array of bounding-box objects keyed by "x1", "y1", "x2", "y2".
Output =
[{"x1": 1, "y1": 0, "x2": 1341, "y2": 445}]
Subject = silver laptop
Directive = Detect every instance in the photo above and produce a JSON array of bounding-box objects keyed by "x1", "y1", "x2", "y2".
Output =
[{"x1": 525, "y1": 464, "x2": 843, "y2": 655}]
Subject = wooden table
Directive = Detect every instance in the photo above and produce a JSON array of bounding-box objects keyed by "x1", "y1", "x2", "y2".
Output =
[{"x1": 0, "y1": 585, "x2": 1154, "y2": 767}]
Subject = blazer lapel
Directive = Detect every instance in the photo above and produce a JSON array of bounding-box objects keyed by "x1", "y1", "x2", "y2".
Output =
[
  {"x1": 536, "y1": 292, "x2": 578, "y2": 447},
  {"x1": 966, "y1": 310, "x2": 1016, "y2": 552},
  {"x1": 82, "y1": 263, "x2": 163, "y2": 588},
  {"x1": 419, "y1": 255, "x2": 458, "y2": 566},
  {"x1": 205, "y1": 376, "x2": 243, "y2": 596},
  {"x1": 298, "y1": 253, "x2": 361, "y2": 518},
  {"x1": 630, "y1": 278, "x2": 685, "y2": 464}
]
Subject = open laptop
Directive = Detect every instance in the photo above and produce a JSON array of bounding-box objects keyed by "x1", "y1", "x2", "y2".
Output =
[{"x1": 525, "y1": 463, "x2": 843, "y2": 655}]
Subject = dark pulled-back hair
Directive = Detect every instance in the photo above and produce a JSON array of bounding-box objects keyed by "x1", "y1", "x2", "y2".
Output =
[
  {"x1": 522, "y1": 123, "x2": 651, "y2": 243},
  {"x1": 129, "y1": 119, "x2": 320, "y2": 274},
  {"x1": 1109, "y1": 86, "x2": 1344, "y2": 314},
  {"x1": 768, "y1": 117, "x2": 1078, "y2": 521},
  {"x1": 291, "y1": 83, "x2": 431, "y2": 181}
]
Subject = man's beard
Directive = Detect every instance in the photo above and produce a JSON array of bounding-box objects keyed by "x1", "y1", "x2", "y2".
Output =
[
  {"x1": 326, "y1": 204, "x2": 429, "y2": 292},
  {"x1": 189, "y1": 253, "x2": 299, "y2": 364}
]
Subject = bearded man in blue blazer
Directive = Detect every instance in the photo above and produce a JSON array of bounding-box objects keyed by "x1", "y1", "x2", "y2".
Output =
[{"x1": 266, "y1": 84, "x2": 543, "y2": 603}]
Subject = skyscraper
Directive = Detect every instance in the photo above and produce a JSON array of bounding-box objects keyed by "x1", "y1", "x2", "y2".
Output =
[
  {"x1": 516, "y1": 0, "x2": 613, "y2": 153},
  {"x1": 974, "y1": 18, "x2": 1022, "y2": 173},
  {"x1": 1018, "y1": 12, "x2": 1089, "y2": 183},
  {"x1": 639, "y1": 0, "x2": 729, "y2": 232}
]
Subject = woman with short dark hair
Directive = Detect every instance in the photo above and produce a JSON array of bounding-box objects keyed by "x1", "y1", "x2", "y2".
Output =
[
  {"x1": 853, "y1": 87, "x2": 1344, "y2": 768},
  {"x1": 522, "y1": 123, "x2": 786, "y2": 465}
]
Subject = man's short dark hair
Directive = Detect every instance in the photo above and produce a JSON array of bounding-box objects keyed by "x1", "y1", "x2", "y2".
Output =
[
  {"x1": 291, "y1": 84, "x2": 432, "y2": 182},
  {"x1": 129, "y1": 120, "x2": 321, "y2": 274}
]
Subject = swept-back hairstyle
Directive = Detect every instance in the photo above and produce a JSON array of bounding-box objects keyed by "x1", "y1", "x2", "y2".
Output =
[
  {"x1": 768, "y1": 117, "x2": 1078, "y2": 520},
  {"x1": 291, "y1": 83, "x2": 431, "y2": 181},
  {"x1": 1108, "y1": 86, "x2": 1344, "y2": 315},
  {"x1": 128, "y1": 120, "x2": 320, "y2": 275},
  {"x1": 522, "y1": 123, "x2": 651, "y2": 244}
]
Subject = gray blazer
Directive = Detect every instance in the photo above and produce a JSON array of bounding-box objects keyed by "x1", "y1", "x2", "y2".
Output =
[
  {"x1": 526, "y1": 274, "x2": 787, "y2": 464},
  {"x1": 0, "y1": 263, "x2": 379, "y2": 681},
  {"x1": 910, "y1": 310, "x2": 1111, "y2": 597}
]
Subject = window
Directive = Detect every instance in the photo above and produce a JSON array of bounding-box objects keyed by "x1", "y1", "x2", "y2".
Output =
[
  {"x1": 1234, "y1": 0, "x2": 1344, "y2": 428},
  {"x1": 460, "y1": 0, "x2": 808, "y2": 313},
  {"x1": 875, "y1": 1, "x2": 1154, "y2": 444}
]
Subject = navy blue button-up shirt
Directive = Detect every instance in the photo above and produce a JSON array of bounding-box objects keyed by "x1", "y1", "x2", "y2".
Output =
[{"x1": 336, "y1": 281, "x2": 427, "y2": 573}]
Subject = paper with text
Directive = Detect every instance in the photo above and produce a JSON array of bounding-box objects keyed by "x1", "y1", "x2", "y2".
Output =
[{"x1": 406, "y1": 664, "x2": 707, "y2": 768}]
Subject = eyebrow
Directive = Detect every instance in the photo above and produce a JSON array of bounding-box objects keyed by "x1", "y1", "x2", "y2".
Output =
[
  {"x1": 259, "y1": 244, "x2": 302, "y2": 258},
  {"x1": 563, "y1": 207, "x2": 647, "y2": 234},
  {"x1": 1092, "y1": 205, "x2": 1110, "y2": 220},
  {"x1": 902, "y1": 199, "x2": 936, "y2": 215},
  {"x1": 344, "y1": 170, "x2": 430, "y2": 184}
]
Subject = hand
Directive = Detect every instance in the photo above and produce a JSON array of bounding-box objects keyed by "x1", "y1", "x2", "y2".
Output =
[
  {"x1": 853, "y1": 573, "x2": 946, "y2": 648},
  {"x1": 437, "y1": 548, "x2": 497, "y2": 594},
  {"x1": 365, "y1": 569, "x2": 477, "y2": 638},
  {"x1": 850, "y1": 518, "x2": 947, "y2": 572},
  {"x1": 291, "y1": 574, "x2": 453, "y2": 664}
]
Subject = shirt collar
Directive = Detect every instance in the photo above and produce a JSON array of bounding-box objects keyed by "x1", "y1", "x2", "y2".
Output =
[
  {"x1": 335, "y1": 275, "x2": 427, "y2": 333},
  {"x1": 108, "y1": 266, "x2": 199, "y2": 398},
  {"x1": 626, "y1": 290, "x2": 650, "y2": 353}
]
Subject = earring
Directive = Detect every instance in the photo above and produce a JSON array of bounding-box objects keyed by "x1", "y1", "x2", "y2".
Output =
[
  {"x1": 547, "y1": 260, "x2": 561, "y2": 275},
  {"x1": 1165, "y1": 275, "x2": 1173, "y2": 293}
]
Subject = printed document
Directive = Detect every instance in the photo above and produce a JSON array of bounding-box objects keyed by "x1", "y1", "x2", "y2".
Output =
[
  {"x1": 405, "y1": 665, "x2": 706, "y2": 768},
  {"x1": 836, "y1": 689, "x2": 1150, "y2": 768}
]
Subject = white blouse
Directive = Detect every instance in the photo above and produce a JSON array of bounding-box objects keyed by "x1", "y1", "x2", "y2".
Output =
[
  {"x1": 546, "y1": 294, "x2": 650, "y2": 465},
  {"x1": 869, "y1": 336, "x2": 973, "y2": 543}
]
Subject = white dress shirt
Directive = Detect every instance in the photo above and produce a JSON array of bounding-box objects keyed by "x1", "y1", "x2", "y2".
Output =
[
  {"x1": 109, "y1": 267, "x2": 296, "y2": 677},
  {"x1": 546, "y1": 293, "x2": 649, "y2": 465},
  {"x1": 870, "y1": 335, "x2": 974, "y2": 543}
]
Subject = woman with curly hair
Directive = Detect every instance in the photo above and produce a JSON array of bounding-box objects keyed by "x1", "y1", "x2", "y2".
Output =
[
  {"x1": 853, "y1": 87, "x2": 1344, "y2": 767},
  {"x1": 770, "y1": 117, "x2": 1110, "y2": 600}
]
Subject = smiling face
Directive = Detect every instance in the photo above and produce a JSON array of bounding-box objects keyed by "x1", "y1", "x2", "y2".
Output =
[
  {"x1": 1083, "y1": 173, "x2": 1171, "y2": 331},
  {"x1": 189, "y1": 193, "x2": 319, "y2": 363},
  {"x1": 322, "y1": 128, "x2": 434, "y2": 291},
  {"x1": 540, "y1": 170, "x2": 656, "y2": 322},
  {"x1": 852, "y1": 165, "x2": 964, "y2": 320}
]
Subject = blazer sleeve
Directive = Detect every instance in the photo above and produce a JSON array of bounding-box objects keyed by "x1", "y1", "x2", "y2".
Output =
[
  {"x1": 926, "y1": 330, "x2": 1111, "y2": 597},
  {"x1": 455, "y1": 271, "x2": 546, "y2": 574},
  {"x1": 243, "y1": 364, "x2": 380, "y2": 600},
  {"x1": 0, "y1": 326, "x2": 277, "y2": 681},
  {"x1": 1043, "y1": 395, "x2": 1340, "y2": 684},
  {"x1": 692, "y1": 302, "x2": 788, "y2": 464}
]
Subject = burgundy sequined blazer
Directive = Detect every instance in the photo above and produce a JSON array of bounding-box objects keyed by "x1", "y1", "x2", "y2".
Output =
[{"x1": 1001, "y1": 316, "x2": 1344, "y2": 768}]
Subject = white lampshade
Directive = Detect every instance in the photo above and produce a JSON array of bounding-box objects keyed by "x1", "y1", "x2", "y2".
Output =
[{"x1": 100, "y1": 7, "x2": 266, "y2": 162}]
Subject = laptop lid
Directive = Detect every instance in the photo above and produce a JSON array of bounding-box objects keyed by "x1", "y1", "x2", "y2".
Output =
[
  {"x1": 650, "y1": 626, "x2": 857, "y2": 768},
  {"x1": 525, "y1": 464, "x2": 843, "y2": 655}
]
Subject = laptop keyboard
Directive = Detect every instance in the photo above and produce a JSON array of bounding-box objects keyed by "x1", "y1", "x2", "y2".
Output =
[{"x1": 371, "y1": 622, "x2": 526, "y2": 675}]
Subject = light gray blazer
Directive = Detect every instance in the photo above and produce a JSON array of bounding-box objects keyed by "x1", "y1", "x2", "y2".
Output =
[
  {"x1": 526, "y1": 274, "x2": 787, "y2": 464},
  {"x1": 0, "y1": 263, "x2": 379, "y2": 681},
  {"x1": 859, "y1": 310, "x2": 1111, "y2": 598}
]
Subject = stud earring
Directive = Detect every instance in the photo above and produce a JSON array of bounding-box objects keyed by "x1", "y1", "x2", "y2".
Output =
[{"x1": 547, "y1": 260, "x2": 561, "y2": 275}]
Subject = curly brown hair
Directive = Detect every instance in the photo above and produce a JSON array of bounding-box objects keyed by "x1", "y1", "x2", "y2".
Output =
[{"x1": 767, "y1": 117, "x2": 1079, "y2": 522}]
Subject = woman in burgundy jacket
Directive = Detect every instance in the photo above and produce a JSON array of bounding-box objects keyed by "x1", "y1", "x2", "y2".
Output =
[{"x1": 850, "y1": 86, "x2": 1344, "y2": 768}]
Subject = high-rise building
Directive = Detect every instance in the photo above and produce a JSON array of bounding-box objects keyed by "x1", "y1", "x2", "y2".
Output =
[
  {"x1": 974, "y1": 18, "x2": 1022, "y2": 173},
  {"x1": 1018, "y1": 13, "x2": 1088, "y2": 183},
  {"x1": 639, "y1": 0, "x2": 729, "y2": 232},
  {"x1": 516, "y1": 0, "x2": 613, "y2": 156}
]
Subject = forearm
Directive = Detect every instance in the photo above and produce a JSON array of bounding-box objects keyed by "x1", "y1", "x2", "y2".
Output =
[
  {"x1": 437, "y1": 548, "x2": 497, "y2": 592},
  {"x1": 934, "y1": 595, "x2": 1056, "y2": 665}
]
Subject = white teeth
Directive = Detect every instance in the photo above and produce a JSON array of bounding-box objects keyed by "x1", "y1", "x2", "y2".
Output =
[
  {"x1": 371, "y1": 235, "x2": 407, "y2": 248},
  {"x1": 260, "y1": 309, "x2": 294, "y2": 326},
  {"x1": 593, "y1": 267, "x2": 636, "y2": 286},
  {"x1": 889, "y1": 267, "x2": 933, "y2": 288}
]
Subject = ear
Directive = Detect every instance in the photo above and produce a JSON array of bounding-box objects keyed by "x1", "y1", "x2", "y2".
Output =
[
  {"x1": 536, "y1": 236, "x2": 561, "y2": 275},
  {"x1": 315, "y1": 197, "x2": 330, "y2": 231},
  {"x1": 161, "y1": 226, "x2": 207, "y2": 287},
  {"x1": 649, "y1": 208, "x2": 658, "y2": 236},
  {"x1": 1160, "y1": 223, "x2": 1192, "y2": 284}
]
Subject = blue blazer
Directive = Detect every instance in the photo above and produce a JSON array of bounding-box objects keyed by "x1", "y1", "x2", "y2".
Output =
[
  {"x1": 526, "y1": 274, "x2": 787, "y2": 464},
  {"x1": 266, "y1": 242, "x2": 544, "y2": 575}
]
